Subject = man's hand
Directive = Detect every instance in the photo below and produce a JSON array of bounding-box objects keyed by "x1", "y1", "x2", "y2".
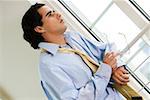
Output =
[
  {"x1": 112, "y1": 66, "x2": 129, "y2": 85},
  {"x1": 103, "y1": 52, "x2": 118, "y2": 70}
]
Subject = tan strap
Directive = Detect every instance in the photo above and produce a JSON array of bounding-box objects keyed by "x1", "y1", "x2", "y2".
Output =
[{"x1": 113, "y1": 84, "x2": 143, "y2": 100}]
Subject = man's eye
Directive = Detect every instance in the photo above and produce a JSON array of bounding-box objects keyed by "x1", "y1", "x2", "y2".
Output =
[
  {"x1": 48, "y1": 10, "x2": 55, "y2": 16},
  {"x1": 48, "y1": 13, "x2": 52, "y2": 16}
]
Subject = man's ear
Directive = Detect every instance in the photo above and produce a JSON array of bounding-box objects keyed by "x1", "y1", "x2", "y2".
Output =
[{"x1": 34, "y1": 26, "x2": 45, "y2": 33}]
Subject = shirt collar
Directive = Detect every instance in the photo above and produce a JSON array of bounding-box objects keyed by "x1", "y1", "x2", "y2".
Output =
[
  {"x1": 38, "y1": 42, "x2": 60, "y2": 55},
  {"x1": 38, "y1": 32, "x2": 72, "y2": 56}
]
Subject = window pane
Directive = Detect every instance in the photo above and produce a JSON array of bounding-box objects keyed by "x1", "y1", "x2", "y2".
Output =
[
  {"x1": 139, "y1": 87, "x2": 150, "y2": 100},
  {"x1": 93, "y1": 4, "x2": 140, "y2": 51},
  {"x1": 123, "y1": 39, "x2": 150, "y2": 84},
  {"x1": 126, "y1": 40, "x2": 149, "y2": 68},
  {"x1": 148, "y1": 83, "x2": 150, "y2": 90},
  {"x1": 133, "y1": 0, "x2": 150, "y2": 16},
  {"x1": 137, "y1": 56, "x2": 150, "y2": 81},
  {"x1": 122, "y1": 39, "x2": 144, "y2": 61},
  {"x1": 63, "y1": 0, "x2": 112, "y2": 25}
]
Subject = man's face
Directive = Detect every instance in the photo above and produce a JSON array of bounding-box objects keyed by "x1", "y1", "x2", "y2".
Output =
[{"x1": 38, "y1": 5, "x2": 67, "y2": 34}]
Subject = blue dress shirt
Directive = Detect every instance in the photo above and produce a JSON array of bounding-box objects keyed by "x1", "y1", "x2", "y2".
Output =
[{"x1": 38, "y1": 31, "x2": 124, "y2": 100}]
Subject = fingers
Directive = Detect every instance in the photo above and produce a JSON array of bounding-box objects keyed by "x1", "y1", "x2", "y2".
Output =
[
  {"x1": 103, "y1": 52, "x2": 118, "y2": 69},
  {"x1": 112, "y1": 67, "x2": 130, "y2": 85},
  {"x1": 109, "y1": 58, "x2": 117, "y2": 69},
  {"x1": 121, "y1": 74, "x2": 130, "y2": 80},
  {"x1": 117, "y1": 73, "x2": 129, "y2": 82},
  {"x1": 105, "y1": 52, "x2": 119, "y2": 61},
  {"x1": 104, "y1": 52, "x2": 111, "y2": 58},
  {"x1": 112, "y1": 75, "x2": 126, "y2": 85},
  {"x1": 121, "y1": 68, "x2": 129, "y2": 74},
  {"x1": 118, "y1": 67, "x2": 129, "y2": 74},
  {"x1": 113, "y1": 74, "x2": 129, "y2": 85}
]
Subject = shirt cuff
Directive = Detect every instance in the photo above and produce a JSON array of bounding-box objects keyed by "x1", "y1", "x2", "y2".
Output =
[
  {"x1": 95, "y1": 62, "x2": 112, "y2": 80},
  {"x1": 117, "y1": 59, "x2": 126, "y2": 67}
]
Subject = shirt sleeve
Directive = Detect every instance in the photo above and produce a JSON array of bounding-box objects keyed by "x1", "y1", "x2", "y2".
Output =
[
  {"x1": 93, "y1": 62, "x2": 112, "y2": 98},
  {"x1": 75, "y1": 32, "x2": 125, "y2": 67},
  {"x1": 74, "y1": 32, "x2": 125, "y2": 84},
  {"x1": 40, "y1": 61, "x2": 112, "y2": 100}
]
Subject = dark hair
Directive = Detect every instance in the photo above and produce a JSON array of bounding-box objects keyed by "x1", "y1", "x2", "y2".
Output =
[{"x1": 21, "y1": 3, "x2": 45, "y2": 49}]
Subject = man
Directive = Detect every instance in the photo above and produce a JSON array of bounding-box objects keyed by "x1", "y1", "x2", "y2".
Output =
[{"x1": 22, "y1": 3, "x2": 129, "y2": 100}]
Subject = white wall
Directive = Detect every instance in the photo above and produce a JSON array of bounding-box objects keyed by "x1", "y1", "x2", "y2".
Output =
[
  {"x1": 0, "y1": 1, "x2": 46, "y2": 100},
  {"x1": 0, "y1": 0, "x2": 2, "y2": 85}
]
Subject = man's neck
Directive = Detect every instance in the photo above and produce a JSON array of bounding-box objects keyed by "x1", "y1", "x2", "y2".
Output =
[{"x1": 42, "y1": 33, "x2": 66, "y2": 45}]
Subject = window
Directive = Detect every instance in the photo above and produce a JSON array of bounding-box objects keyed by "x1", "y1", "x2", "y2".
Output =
[
  {"x1": 125, "y1": 39, "x2": 150, "y2": 83},
  {"x1": 62, "y1": 0, "x2": 112, "y2": 26},
  {"x1": 56, "y1": 0, "x2": 150, "y2": 99},
  {"x1": 132, "y1": 0, "x2": 150, "y2": 19},
  {"x1": 93, "y1": 3, "x2": 141, "y2": 52}
]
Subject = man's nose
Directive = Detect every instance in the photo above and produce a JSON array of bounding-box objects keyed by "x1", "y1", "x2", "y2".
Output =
[{"x1": 55, "y1": 12, "x2": 61, "y2": 19}]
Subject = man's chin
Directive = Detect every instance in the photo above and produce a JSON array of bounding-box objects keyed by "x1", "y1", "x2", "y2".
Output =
[{"x1": 63, "y1": 25, "x2": 67, "y2": 32}]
